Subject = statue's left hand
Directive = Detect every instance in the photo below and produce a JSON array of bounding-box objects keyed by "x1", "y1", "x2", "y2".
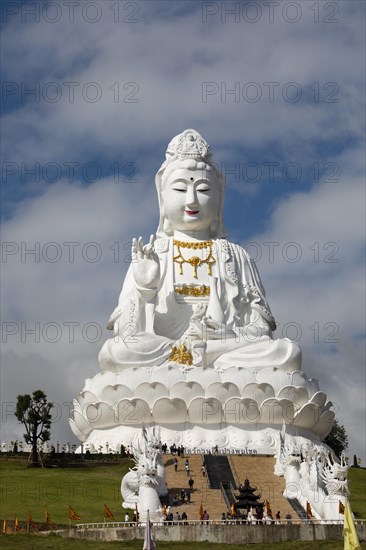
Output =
[{"x1": 132, "y1": 235, "x2": 160, "y2": 292}]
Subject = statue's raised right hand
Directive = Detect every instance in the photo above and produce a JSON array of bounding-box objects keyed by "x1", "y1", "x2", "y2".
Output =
[{"x1": 131, "y1": 235, "x2": 160, "y2": 292}]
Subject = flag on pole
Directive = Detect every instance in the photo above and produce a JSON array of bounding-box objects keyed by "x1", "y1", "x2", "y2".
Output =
[
  {"x1": 143, "y1": 510, "x2": 156, "y2": 550},
  {"x1": 161, "y1": 503, "x2": 167, "y2": 516},
  {"x1": 231, "y1": 502, "x2": 237, "y2": 516},
  {"x1": 14, "y1": 516, "x2": 19, "y2": 532},
  {"x1": 339, "y1": 500, "x2": 345, "y2": 514},
  {"x1": 2, "y1": 518, "x2": 6, "y2": 534},
  {"x1": 265, "y1": 500, "x2": 272, "y2": 517},
  {"x1": 344, "y1": 500, "x2": 361, "y2": 550},
  {"x1": 104, "y1": 503, "x2": 115, "y2": 521},
  {"x1": 68, "y1": 506, "x2": 81, "y2": 521},
  {"x1": 199, "y1": 502, "x2": 204, "y2": 520},
  {"x1": 27, "y1": 511, "x2": 36, "y2": 530},
  {"x1": 306, "y1": 501, "x2": 313, "y2": 518},
  {"x1": 46, "y1": 508, "x2": 52, "y2": 525}
]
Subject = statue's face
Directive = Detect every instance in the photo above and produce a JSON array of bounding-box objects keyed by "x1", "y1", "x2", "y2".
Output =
[{"x1": 163, "y1": 165, "x2": 220, "y2": 233}]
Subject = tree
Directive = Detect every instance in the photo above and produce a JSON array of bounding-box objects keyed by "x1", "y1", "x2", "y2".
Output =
[
  {"x1": 323, "y1": 419, "x2": 348, "y2": 458},
  {"x1": 15, "y1": 390, "x2": 53, "y2": 467}
]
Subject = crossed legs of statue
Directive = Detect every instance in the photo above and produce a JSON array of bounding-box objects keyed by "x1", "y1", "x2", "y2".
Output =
[{"x1": 98, "y1": 329, "x2": 301, "y2": 373}]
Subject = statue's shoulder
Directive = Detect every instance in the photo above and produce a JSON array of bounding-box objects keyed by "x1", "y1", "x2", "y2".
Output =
[
  {"x1": 154, "y1": 237, "x2": 169, "y2": 253},
  {"x1": 215, "y1": 238, "x2": 251, "y2": 261}
]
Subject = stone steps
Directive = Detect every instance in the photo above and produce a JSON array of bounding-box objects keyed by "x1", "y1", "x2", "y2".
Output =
[
  {"x1": 163, "y1": 454, "x2": 302, "y2": 521},
  {"x1": 229, "y1": 455, "x2": 299, "y2": 520},
  {"x1": 163, "y1": 454, "x2": 227, "y2": 522}
]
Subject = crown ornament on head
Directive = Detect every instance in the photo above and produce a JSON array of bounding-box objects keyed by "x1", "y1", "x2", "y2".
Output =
[{"x1": 160, "y1": 129, "x2": 213, "y2": 173}]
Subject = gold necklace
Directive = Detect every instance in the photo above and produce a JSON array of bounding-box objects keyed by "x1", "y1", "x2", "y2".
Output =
[{"x1": 173, "y1": 239, "x2": 216, "y2": 279}]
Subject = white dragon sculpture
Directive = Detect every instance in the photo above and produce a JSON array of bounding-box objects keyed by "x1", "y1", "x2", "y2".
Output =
[
  {"x1": 121, "y1": 426, "x2": 167, "y2": 523},
  {"x1": 320, "y1": 452, "x2": 350, "y2": 496}
]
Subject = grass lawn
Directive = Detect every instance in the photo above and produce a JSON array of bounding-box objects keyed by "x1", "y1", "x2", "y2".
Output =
[
  {"x1": 348, "y1": 467, "x2": 366, "y2": 518},
  {"x1": 0, "y1": 535, "x2": 365, "y2": 550},
  {"x1": 0, "y1": 460, "x2": 365, "y2": 549},
  {"x1": 0, "y1": 459, "x2": 134, "y2": 526}
]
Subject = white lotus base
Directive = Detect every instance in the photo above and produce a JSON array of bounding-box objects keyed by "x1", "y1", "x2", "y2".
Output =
[{"x1": 70, "y1": 364, "x2": 335, "y2": 452}]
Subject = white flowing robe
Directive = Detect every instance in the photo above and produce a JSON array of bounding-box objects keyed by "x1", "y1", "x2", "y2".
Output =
[{"x1": 98, "y1": 238, "x2": 301, "y2": 372}]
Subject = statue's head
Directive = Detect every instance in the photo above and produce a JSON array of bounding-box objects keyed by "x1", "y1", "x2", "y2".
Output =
[{"x1": 155, "y1": 129, "x2": 227, "y2": 237}]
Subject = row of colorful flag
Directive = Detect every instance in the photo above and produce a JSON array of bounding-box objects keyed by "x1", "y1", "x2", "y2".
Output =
[
  {"x1": 2, "y1": 504, "x2": 116, "y2": 533},
  {"x1": 2, "y1": 500, "x2": 360, "y2": 550}
]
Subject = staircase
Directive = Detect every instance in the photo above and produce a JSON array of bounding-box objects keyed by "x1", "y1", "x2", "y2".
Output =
[
  {"x1": 163, "y1": 454, "x2": 302, "y2": 520},
  {"x1": 221, "y1": 481, "x2": 236, "y2": 510},
  {"x1": 287, "y1": 497, "x2": 312, "y2": 522},
  {"x1": 204, "y1": 455, "x2": 236, "y2": 490},
  {"x1": 229, "y1": 455, "x2": 300, "y2": 520},
  {"x1": 163, "y1": 454, "x2": 227, "y2": 521}
]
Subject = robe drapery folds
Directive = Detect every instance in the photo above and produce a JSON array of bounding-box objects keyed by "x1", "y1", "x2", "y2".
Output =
[
  {"x1": 111, "y1": 238, "x2": 274, "y2": 336},
  {"x1": 99, "y1": 238, "x2": 300, "y2": 371}
]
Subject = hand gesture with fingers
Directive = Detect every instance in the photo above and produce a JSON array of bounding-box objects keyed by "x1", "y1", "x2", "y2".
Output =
[{"x1": 132, "y1": 235, "x2": 160, "y2": 291}]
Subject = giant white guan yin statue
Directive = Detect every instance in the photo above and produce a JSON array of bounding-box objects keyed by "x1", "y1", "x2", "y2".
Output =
[{"x1": 69, "y1": 130, "x2": 348, "y2": 520}]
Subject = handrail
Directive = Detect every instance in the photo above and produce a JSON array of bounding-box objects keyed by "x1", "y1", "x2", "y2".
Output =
[
  {"x1": 227, "y1": 455, "x2": 239, "y2": 489},
  {"x1": 75, "y1": 518, "x2": 366, "y2": 529},
  {"x1": 220, "y1": 481, "x2": 231, "y2": 509}
]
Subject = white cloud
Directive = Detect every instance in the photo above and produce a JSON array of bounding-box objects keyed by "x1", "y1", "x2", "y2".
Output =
[{"x1": 2, "y1": 1, "x2": 364, "y2": 165}]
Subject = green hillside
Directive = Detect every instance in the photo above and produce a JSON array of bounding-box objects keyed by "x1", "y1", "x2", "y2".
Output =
[
  {"x1": 0, "y1": 458, "x2": 133, "y2": 526},
  {"x1": 0, "y1": 459, "x2": 364, "y2": 534},
  {"x1": 348, "y1": 466, "x2": 366, "y2": 518}
]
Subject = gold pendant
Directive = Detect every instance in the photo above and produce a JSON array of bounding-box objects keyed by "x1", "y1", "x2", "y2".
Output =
[{"x1": 173, "y1": 240, "x2": 216, "y2": 278}]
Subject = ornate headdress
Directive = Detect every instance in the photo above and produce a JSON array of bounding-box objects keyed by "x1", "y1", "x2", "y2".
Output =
[
  {"x1": 155, "y1": 129, "x2": 227, "y2": 238},
  {"x1": 165, "y1": 129, "x2": 211, "y2": 162}
]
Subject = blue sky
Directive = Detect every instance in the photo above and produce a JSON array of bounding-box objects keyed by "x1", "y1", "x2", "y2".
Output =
[{"x1": 1, "y1": 1, "x2": 365, "y2": 461}]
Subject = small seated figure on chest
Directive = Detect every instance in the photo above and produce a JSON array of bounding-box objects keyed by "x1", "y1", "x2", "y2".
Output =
[{"x1": 99, "y1": 129, "x2": 300, "y2": 372}]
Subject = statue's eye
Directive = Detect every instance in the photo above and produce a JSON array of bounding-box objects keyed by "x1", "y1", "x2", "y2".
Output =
[
  {"x1": 197, "y1": 187, "x2": 210, "y2": 193},
  {"x1": 173, "y1": 188, "x2": 186, "y2": 192}
]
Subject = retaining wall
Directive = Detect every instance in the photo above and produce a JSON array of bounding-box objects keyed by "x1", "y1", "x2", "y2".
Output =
[{"x1": 58, "y1": 523, "x2": 366, "y2": 545}]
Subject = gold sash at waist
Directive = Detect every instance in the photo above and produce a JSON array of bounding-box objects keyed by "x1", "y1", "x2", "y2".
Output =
[{"x1": 174, "y1": 284, "x2": 210, "y2": 297}]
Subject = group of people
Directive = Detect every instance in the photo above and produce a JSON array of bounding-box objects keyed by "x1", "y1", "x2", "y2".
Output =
[
  {"x1": 218, "y1": 509, "x2": 292, "y2": 525},
  {"x1": 173, "y1": 456, "x2": 191, "y2": 476},
  {"x1": 163, "y1": 508, "x2": 188, "y2": 525},
  {"x1": 171, "y1": 457, "x2": 195, "y2": 507},
  {"x1": 172, "y1": 488, "x2": 192, "y2": 505},
  {"x1": 162, "y1": 443, "x2": 185, "y2": 456}
]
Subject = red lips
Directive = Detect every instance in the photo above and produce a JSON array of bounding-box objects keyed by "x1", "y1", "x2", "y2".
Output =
[{"x1": 185, "y1": 210, "x2": 199, "y2": 215}]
